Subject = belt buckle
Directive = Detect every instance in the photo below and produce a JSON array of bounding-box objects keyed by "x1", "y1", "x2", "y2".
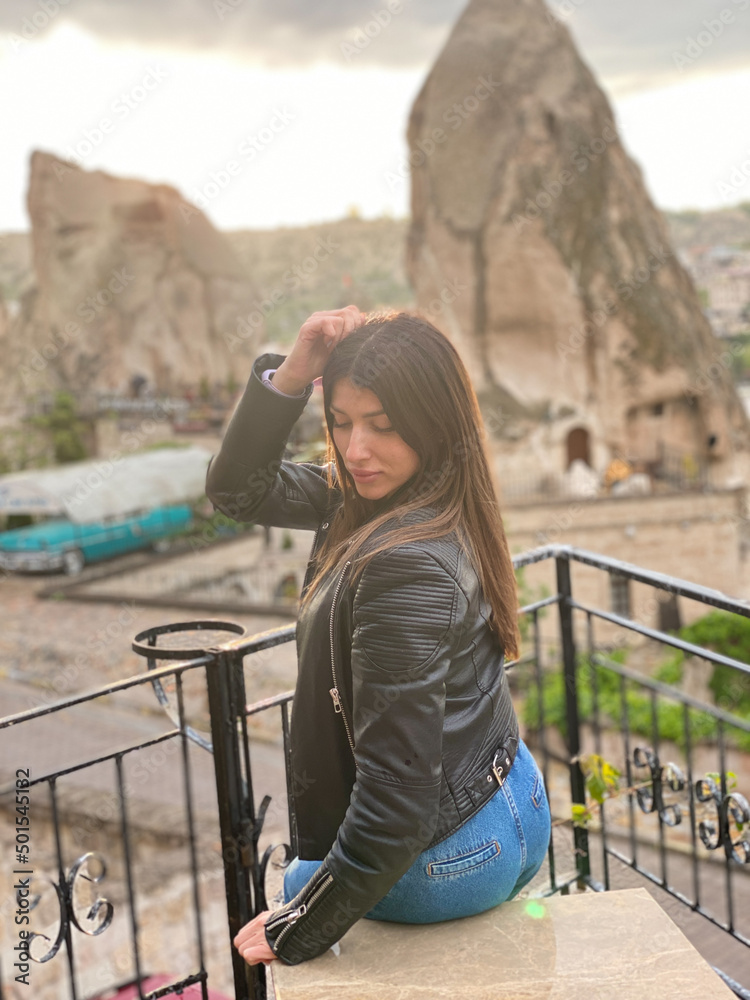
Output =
[{"x1": 491, "y1": 748, "x2": 512, "y2": 787}]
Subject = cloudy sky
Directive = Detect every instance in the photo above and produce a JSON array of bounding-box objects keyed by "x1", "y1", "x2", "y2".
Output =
[{"x1": 1, "y1": 0, "x2": 750, "y2": 232}]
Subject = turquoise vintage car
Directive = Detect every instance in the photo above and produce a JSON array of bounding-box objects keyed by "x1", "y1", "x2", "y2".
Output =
[{"x1": 0, "y1": 504, "x2": 194, "y2": 575}]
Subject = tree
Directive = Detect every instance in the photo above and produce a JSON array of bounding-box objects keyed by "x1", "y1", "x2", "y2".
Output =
[{"x1": 32, "y1": 391, "x2": 89, "y2": 464}]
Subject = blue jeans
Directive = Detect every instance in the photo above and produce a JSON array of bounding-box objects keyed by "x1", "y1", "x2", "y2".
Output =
[{"x1": 283, "y1": 739, "x2": 551, "y2": 923}]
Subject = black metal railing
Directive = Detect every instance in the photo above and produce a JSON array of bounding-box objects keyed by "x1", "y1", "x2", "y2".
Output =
[{"x1": 1, "y1": 545, "x2": 749, "y2": 999}]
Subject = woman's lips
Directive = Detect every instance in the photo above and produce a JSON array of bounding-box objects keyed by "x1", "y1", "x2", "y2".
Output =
[{"x1": 350, "y1": 469, "x2": 381, "y2": 482}]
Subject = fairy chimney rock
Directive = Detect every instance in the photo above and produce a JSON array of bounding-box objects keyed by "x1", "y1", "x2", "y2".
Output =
[
  {"x1": 407, "y1": 0, "x2": 750, "y2": 485},
  {"x1": 12, "y1": 151, "x2": 260, "y2": 397}
]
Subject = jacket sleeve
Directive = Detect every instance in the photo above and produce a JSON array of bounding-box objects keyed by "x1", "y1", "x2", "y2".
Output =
[
  {"x1": 205, "y1": 352, "x2": 338, "y2": 529},
  {"x1": 264, "y1": 544, "x2": 464, "y2": 964}
]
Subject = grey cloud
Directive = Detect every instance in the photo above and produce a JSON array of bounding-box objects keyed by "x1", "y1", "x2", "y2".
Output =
[
  {"x1": 557, "y1": 0, "x2": 750, "y2": 90},
  {"x1": 1, "y1": 0, "x2": 464, "y2": 67},
  {"x1": 2, "y1": 0, "x2": 748, "y2": 87}
]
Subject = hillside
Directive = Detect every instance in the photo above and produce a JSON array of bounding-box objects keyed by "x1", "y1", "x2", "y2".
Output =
[
  {"x1": 224, "y1": 215, "x2": 413, "y2": 344},
  {"x1": 667, "y1": 203, "x2": 750, "y2": 250},
  {"x1": 1, "y1": 206, "x2": 749, "y2": 348}
]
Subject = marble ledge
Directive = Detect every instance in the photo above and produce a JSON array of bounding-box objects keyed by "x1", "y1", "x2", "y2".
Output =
[{"x1": 270, "y1": 887, "x2": 736, "y2": 1000}]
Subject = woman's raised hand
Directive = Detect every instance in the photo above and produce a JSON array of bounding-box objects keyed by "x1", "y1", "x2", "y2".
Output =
[{"x1": 272, "y1": 305, "x2": 365, "y2": 395}]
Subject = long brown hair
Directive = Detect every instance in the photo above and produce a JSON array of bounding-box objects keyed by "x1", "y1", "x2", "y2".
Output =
[{"x1": 302, "y1": 311, "x2": 520, "y2": 660}]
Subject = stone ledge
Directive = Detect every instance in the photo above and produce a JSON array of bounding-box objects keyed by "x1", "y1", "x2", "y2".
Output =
[
  {"x1": 0, "y1": 768, "x2": 217, "y2": 844},
  {"x1": 270, "y1": 888, "x2": 736, "y2": 1000}
]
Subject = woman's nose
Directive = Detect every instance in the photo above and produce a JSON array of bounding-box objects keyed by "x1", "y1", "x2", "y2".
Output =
[{"x1": 345, "y1": 425, "x2": 371, "y2": 461}]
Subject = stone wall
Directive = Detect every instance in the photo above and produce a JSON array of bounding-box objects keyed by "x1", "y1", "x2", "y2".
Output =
[{"x1": 505, "y1": 488, "x2": 749, "y2": 650}]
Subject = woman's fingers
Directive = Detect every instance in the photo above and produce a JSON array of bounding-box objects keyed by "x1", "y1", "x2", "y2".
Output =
[
  {"x1": 300, "y1": 306, "x2": 364, "y2": 350},
  {"x1": 233, "y1": 911, "x2": 276, "y2": 966},
  {"x1": 341, "y1": 304, "x2": 366, "y2": 335},
  {"x1": 318, "y1": 316, "x2": 344, "y2": 347},
  {"x1": 281, "y1": 305, "x2": 366, "y2": 384},
  {"x1": 324, "y1": 304, "x2": 366, "y2": 344}
]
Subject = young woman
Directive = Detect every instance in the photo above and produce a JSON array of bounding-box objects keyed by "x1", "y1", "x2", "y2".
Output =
[{"x1": 205, "y1": 305, "x2": 551, "y2": 967}]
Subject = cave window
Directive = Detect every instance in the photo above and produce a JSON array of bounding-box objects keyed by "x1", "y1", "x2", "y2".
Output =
[
  {"x1": 566, "y1": 427, "x2": 591, "y2": 468},
  {"x1": 609, "y1": 572, "x2": 631, "y2": 620},
  {"x1": 652, "y1": 403, "x2": 664, "y2": 417}
]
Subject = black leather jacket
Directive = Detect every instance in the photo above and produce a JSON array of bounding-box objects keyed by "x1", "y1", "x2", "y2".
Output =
[{"x1": 205, "y1": 354, "x2": 519, "y2": 965}]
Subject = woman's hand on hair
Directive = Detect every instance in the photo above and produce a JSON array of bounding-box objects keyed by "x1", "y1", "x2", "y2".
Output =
[{"x1": 273, "y1": 306, "x2": 365, "y2": 394}]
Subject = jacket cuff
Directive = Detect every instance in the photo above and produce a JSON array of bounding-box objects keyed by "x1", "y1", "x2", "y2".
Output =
[
  {"x1": 261, "y1": 367, "x2": 310, "y2": 399},
  {"x1": 252, "y1": 353, "x2": 314, "y2": 401},
  {"x1": 263, "y1": 862, "x2": 369, "y2": 965}
]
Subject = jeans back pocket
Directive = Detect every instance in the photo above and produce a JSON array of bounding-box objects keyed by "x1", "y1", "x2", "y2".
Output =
[
  {"x1": 531, "y1": 769, "x2": 547, "y2": 810},
  {"x1": 427, "y1": 839, "x2": 501, "y2": 878}
]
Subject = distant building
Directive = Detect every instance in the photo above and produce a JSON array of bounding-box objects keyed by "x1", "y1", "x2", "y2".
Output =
[{"x1": 687, "y1": 246, "x2": 750, "y2": 337}]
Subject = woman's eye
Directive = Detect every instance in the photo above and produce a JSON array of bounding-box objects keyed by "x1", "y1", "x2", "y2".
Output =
[
  {"x1": 374, "y1": 425, "x2": 395, "y2": 434},
  {"x1": 332, "y1": 421, "x2": 350, "y2": 429}
]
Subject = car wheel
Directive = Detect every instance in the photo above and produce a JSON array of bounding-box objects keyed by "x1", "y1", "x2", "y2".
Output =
[
  {"x1": 63, "y1": 548, "x2": 85, "y2": 575},
  {"x1": 152, "y1": 538, "x2": 170, "y2": 554}
]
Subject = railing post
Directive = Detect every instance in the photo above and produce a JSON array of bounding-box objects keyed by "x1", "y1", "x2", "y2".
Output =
[
  {"x1": 206, "y1": 648, "x2": 263, "y2": 1000},
  {"x1": 556, "y1": 553, "x2": 591, "y2": 885}
]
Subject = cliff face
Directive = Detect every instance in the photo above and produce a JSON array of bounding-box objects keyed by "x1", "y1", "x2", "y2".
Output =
[
  {"x1": 12, "y1": 151, "x2": 260, "y2": 397},
  {"x1": 406, "y1": 0, "x2": 749, "y2": 482}
]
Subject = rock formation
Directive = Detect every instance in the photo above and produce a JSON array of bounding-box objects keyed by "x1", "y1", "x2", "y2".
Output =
[
  {"x1": 0, "y1": 296, "x2": 8, "y2": 346},
  {"x1": 407, "y1": 0, "x2": 750, "y2": 488},
  {"x1": 10, "y1": 151, "x2": 260, "y2": 398}
]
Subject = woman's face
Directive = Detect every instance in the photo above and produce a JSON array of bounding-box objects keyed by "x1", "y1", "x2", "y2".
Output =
[{"x1": 329, "y1": 378, "x2": 420, "y2": 501}]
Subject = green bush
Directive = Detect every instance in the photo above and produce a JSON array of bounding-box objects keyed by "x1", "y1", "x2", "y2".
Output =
[
  {"x1": 31, "y1": 391, "x2": 89, "y2": 464},
  {"x1": 521, "y1": 646, "x2": 750, "y2": 753},
  {"x1": 515, "y1": 567, "x2": 549, "y2": 645},
  {"x1": 671, "y1": 611, "x2": 750, "y2": 716}
]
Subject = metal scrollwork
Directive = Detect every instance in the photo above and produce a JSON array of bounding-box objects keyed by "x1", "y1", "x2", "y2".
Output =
[
  {"x1": 696, "y1": 778, "x2": 750, "y2": 864},
  {"x1": 696, "y1": 775, "x2": 722, "y2": 851},
  {"x1": 25, "y1": 852, "x2": 113, "y2": 963},
  {"x1": 633, "y1": 747, "x2": 685, "y2": 827},
  {"x1": 259, "y1": 842, "x2": 293, "y2": 913},
  {"x1": 67, "y1": 853, "x2": 113, "y2": 936},
  {"x1": 721, "y1": 794, "x2": 750, "y2": 864},
  {"x1": 252, "y1": 792, "x2": 292, "y2": 913},
  {"x1": 23, "y1": 877, "x2": 66, "y2": 963}
]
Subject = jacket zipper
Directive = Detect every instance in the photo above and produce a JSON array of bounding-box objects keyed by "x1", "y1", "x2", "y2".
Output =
[
  {"x1": 328, "y1": 559, "x2": 355, "y2": 754},
  {"x1": 266, "y1": 872, "x2": 335, "y2": 950}
]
